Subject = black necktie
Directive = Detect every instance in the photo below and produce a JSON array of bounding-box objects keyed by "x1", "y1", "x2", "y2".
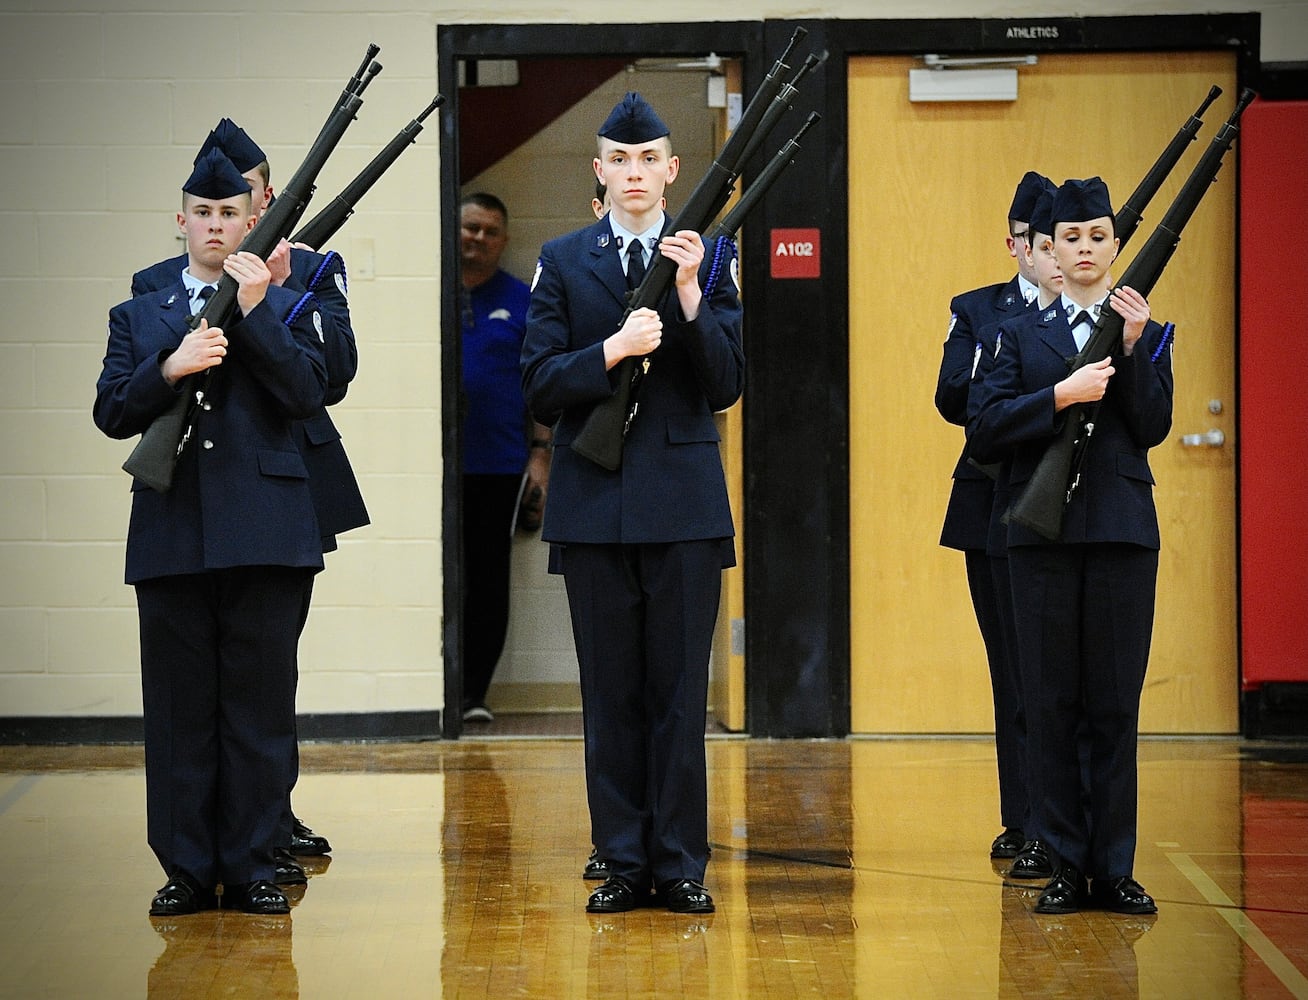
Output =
[
  {"x1": 1070, "y1": 309, "x2": 1092, "y2": 348},
  {"x1": 194, "y1": 284, "x2": 215, "y2": 316},
  {"x1": 626, "y1": 239, "x2": 646, "y2": 290}
]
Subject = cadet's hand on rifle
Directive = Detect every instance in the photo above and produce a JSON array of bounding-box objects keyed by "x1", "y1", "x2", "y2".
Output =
[
  {"x1": 1110, "y1": 286, "x2": 1151, "y2": 355},
  {"x1": 604, "y1": 307, "x2": 662, "y2": 370},
  {"x1": 661, "y1": 230, "x2": 705, "y2": 321},
  {"x1": 224, "y1": 251, "x2": 272, "y2": 316},
  {"x1": 266, "y1": 238, "x2": 293, "y2": 287},
  {"x1": 161, "y1": 319, "x2": 227, "y2": 385},
  {"x1": 1055, "y1": 357, "x2": 1115, "y2": 410}
]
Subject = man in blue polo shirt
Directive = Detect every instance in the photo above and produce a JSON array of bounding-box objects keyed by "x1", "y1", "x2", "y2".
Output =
[{"x1": 459, "y1": 192, "x2": 552, "y2": 722}]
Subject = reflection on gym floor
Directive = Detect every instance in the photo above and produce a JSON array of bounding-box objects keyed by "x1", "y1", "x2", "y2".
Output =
[{"x1": 0, "y1": 738, "x2": 1304, "y2": 998}]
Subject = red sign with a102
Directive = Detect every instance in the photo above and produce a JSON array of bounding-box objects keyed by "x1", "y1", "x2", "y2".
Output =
[{"x1": 770, "y1": 228, "x2": 821, "y2": 279}]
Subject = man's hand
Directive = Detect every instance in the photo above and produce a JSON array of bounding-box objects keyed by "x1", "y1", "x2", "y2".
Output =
[
  {"x1": 266, "y1": 238, "x2": 292, "y2": 287},
  {"x1": 161, "y1": 318, "x2": 227, "y2": 385},
  {"x1": 604, "y1": 307, "x2": 662, "y2": 370},
  {"x1": 661, "y1": 229, "x2": 704, "y2": 321},
  {"x1": 224, "y1": 251, "x2": 271, "y2": 316}
]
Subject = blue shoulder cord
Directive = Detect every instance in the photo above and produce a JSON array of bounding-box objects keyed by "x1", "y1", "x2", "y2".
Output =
[
  {"x1": 284, "y1": 250, "x2": 340, "y2": 323},
  {"x1": 1151, "y1": 321, "x2": 1175, "y2": 363},
  {"x1": 702, "y1": 236, "x2": 732, "y2": 299},
  {"x1": 284, "y1": 292, "x2": 316, "y2": 326},
  {"x1": 306, "y1": 250, "x2": 341, "y2": 294}
]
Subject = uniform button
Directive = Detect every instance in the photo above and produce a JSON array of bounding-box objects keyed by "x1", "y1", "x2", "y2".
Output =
[{"x1": 202, "y1": 440, "x2": 214, "y2": 450}]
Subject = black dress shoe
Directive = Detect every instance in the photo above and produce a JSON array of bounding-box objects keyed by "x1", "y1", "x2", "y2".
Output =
[
  {"x1": 990, "y1": 827, "x2": 1025, "y2": 859},
  {"x1": 1089, "y1": 876, "x2": 1158, "y2": 914},
  {"x1": 274, "y1": 849, "x2": 308, "y2": 886},
  {"x1": 658, "y1": 879, "x2": 715, "y2": 914},
  {"x1": 1008, "y1": 839, "x2": 1054, "y2": 880},
  {"x1": 1035, "y1": 867, "x2": 1089, "y2": 914},
  {"x1": 150, "y1": 872, "x2": 217, "y2": 916},
  {"x1": 224, "y1": 879, "x2": 291, "y2": 914},
  {"x1": 288, "y1": 816, "x2": 331, "y2": 856},
  {"x1": 586, "y1": 875, "x2": 647, "y2": 913},
  {"x1": 583, "y1": 848, "x2": 610, "y2": 880}
]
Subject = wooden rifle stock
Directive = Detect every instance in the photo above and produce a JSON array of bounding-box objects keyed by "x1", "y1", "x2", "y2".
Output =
[
  {"x1": 569, "y1": 29, "x2": 812, "y2": 470},
  {"x1": 121, "y1": 45, "x2": 382, "y2": 491},
  {"x1": 1007, "y1": 88, "x2": 1256, "y2": 540}
]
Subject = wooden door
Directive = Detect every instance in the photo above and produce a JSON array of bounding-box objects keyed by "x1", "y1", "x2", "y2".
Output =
[
  {"x1": 713, "y1": 58, "x2": 747, "y2": 731},
  {"x1": 848, "y1": 51, "x2": 1239, "y2": 733}
]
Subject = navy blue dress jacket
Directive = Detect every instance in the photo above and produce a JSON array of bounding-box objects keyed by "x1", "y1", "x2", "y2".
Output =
[
  {"x1": 967, "y1": 303, "x2": 1174, "y2": 549},
  {"x1": 94, "y1": 283, "x2": 328, "y2": 583},
  {"x1": 521, "y1": 219, "x2": 744, "y2": 546},
  {"x1": 937, "y1": 276, "x2": 1031, "y2": 550},
  {"x1": 131, "y1": 250, "x2": 368, "y2": 545}
]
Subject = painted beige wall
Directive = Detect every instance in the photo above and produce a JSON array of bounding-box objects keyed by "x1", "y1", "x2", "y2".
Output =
[{"x1": 1, "y1": 2, "x2": 1304, "y2": 722}]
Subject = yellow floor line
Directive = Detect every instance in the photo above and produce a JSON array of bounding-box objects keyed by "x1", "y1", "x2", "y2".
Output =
[{"x1": 1168, "y1": 851, "x2": 1308, "y2": 1000}]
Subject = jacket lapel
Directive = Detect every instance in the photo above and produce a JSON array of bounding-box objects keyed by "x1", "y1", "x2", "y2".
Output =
[
  {"x1": 995, "y1": 276, "x2": 1025, "y2": 315},
  {"x1": 588, "y1": 219, "x2": 630, "y2": 308},
  {"x1": 1036, "y1": 303, "x2": 1078, "y2": 361},
  {"x1": 156, "y1": 283, "x2": 194, "y2": 344}
]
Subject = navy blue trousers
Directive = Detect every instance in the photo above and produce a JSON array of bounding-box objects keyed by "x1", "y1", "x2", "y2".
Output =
[
  {"x1": 561, "y1": 540, "x2": 722, "y2": 889},
  {"x1": 136, "y1": 566, "x2": 311, "y2": 887},
  {"x1": 1009, "y1": 543, "x2": 1157, "y2": 879}
]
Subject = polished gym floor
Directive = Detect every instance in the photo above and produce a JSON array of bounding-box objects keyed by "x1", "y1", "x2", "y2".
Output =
[{"x1": 0, "y1": 730, "x2": 1304, "y2": 999}]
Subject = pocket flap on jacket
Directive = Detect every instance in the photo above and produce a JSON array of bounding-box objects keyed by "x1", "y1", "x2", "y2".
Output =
[
  {"x1": 301, "y1": 411, "x2": 341, "y2": 447},
  {"x1": 1116, "y1": 451, "x2": 1156, "y2": 485},
  {"x1": 257, "y1": 448, "x2": 309, "y2": 479},
  {"x1": 666, "y1": 414, "x2": 721, "y2": 445}
]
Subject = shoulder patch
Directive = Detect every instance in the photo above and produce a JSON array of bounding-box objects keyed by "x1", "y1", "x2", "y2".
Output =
[
  {"x1": 948, "y1": 313, "x2": 958, "y2": 335},
  {"x1": 334, "y1": 271, "x2": 348, "y2": 299},
  {"x1": 971, "y1": 342, "x2": 982, "y2": 378},
  {"x1": 531, "y1": 260, "x2": 543, "y2": 292},
  {"x1": 313, "y1": 311, "x2": 324, "y2": 342}
]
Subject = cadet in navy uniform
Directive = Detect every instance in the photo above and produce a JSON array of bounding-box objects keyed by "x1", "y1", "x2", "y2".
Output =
[
  {"x1": 94, "y1": 149, "x2": 328, "y2": 915},
  {"x1": 936, "y1": 171, "x2": 1052, "y2": 863},
  {"x1": 132, "y1": 119, "x2": 365, "y2": 865},
  {"x1": 968, "y1": 177, "x2": 1172, "y2": 916},
  {"x1": 969, "y1": 187, "x2": 1076, "y2": 885},
  {"x1": 521, "y1": 93, "x2": 743, "y2": 915}
]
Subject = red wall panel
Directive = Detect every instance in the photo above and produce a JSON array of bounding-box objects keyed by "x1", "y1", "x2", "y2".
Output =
[{"x1": 1239, "y1": 100, "x2": 1308, "y2": 688}]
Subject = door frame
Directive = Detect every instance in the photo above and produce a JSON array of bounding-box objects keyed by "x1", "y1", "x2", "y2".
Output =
[
  {"x1": 437, "y1": 21, "x2": 767, "y2": 738},
  {"x1": 741, "y1": 14, "x2": 1259, "y2": 738},
  {"x1": 436, "y1": 15, "x2": 1261, "y2": 739}
]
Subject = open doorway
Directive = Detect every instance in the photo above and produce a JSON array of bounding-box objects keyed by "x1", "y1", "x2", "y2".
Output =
[{"x1": 438, "y1": 24, "x2": 766, "y2": 737}]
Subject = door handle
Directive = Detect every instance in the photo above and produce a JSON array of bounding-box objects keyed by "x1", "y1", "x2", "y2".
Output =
[{"x1": 1180, "y1": 429, "x2": 1225, "y2": 448}]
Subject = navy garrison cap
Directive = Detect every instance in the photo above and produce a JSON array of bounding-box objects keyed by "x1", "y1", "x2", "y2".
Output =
[
  {"x1": 183, "y1": 148, "x2": 252, "y2": 200},
  {"x1": 1008, "y1": 171, "x2": 1054, "y2": 223},
  {"x1": 1028, "y1": 187, "x2": 1054, "y2": 239},
  {"x1": 195, "y1": 117, "x2": 266, "y2": 174},
  {"x1": 1051, "y1": 176, "x2": 1114, "y2": 227},
  {"x1": 598, "y1": 92, "x2": 670, "y2": 143}
]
